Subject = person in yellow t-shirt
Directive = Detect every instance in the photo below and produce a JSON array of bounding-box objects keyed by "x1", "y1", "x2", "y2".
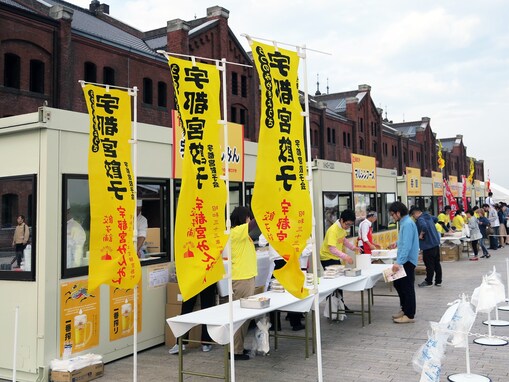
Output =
[
  {"x1": 229, "y1": 206, "x2": 258, "y2": 361},
  {"x1": 320, "y1": 209, "x2": 360, "y2": 268},
  {"x1": 452, "y1": 210, "x2": 465, "y2": 231},
  {"x1": 437, "y1": 206, "x2": 452, "y2": 233}
]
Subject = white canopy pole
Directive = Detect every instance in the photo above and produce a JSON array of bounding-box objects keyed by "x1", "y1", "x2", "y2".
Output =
[
  {"x1": 218, "y1": 58, "x2": 235, "y2": 382},
  {"x1": 130, "y1": 86, "x2": 139, "y2": 382},
  {"x1": 12, "y1": 305, "x2": 19, "y2": 382},
  {"x1": 300, "y1": 44, "x2": 324, "y2": 382}
]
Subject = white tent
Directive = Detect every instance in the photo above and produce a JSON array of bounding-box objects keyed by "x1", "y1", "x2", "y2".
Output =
[{"x1": 489, "y1": 182, "x2": 509, "y2": 203}]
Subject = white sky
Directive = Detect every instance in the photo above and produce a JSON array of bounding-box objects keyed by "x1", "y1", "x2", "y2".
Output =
[{"x1": 70, "y1": 0, "x2": 509, "y2": 190}]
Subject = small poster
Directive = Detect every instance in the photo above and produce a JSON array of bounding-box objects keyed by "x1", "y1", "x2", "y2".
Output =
[
  {"x1": 109, "y1": 283, "x2": 142, "y2": 341},
  {"x1": 60, "y1": 279, "x2": 100, "y2": 357}
]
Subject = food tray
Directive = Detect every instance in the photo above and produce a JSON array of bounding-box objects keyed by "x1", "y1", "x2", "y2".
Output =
[
  {"x1": 240, "y1": 297, "x2": 270, "y2": 309},
  {"x1": 344, "y1": 268, "x2": 362, "y2": 277}
]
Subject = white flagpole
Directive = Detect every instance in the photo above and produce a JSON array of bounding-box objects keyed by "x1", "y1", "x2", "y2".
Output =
[
  {"x1": 218, "y1": 57, "x2": 236, "y2": 382},
  {"x1": 300, "y1": 44, "x2": 324, "y2": 382},
  {"x1": 130, "y1": 86, "x2": 139, "y2": 382},
  {"x1": 12, "y1": 305, "x2": 19, "y2": 382}
]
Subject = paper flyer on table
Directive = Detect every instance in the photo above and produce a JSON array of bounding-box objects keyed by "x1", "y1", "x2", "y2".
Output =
[{"x1": 383, "y1": 266, "x2": 407, "y2": 282}]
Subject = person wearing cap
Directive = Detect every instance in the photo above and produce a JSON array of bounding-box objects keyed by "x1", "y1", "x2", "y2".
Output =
[
  {"x1": 136, "y1": 200, "x2": 148, "y2": 258},
  {"x1": 357, "y1": 210, "x2": 381, "y2": 254},
  {"x1": 409, "y1": 206, "x2": 442, "y2": 287}
]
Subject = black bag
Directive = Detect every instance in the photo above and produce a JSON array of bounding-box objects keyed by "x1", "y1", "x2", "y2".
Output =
[{"x1": 486, "y1": 225, "x2": 494, "y2": 236}]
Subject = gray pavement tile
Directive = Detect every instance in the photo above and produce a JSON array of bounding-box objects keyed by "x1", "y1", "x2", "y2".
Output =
[{"x1": 100, "y1": 248, "x2": 509, "y2": 381}]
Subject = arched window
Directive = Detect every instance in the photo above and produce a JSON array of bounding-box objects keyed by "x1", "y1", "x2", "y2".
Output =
[
  {"x1": 103, "y1": 66, "x2": 115, "y2": 85},
  {"x1": 157, "y1": 81, "x2": 167, "y2": 107},
  {"x1": 84, "y1": 62, "x2": 97, "y2": 83},
  {"x1": 4, "y1": 53, "x2": 20, "y2": 89},
  {"x1": 29, "y1": 59, "x2": 45, "y2": 93}
]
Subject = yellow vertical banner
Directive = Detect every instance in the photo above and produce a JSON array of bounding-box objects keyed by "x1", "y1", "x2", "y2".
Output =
[
  {"x1": 351, "y1": 153, "x2": 377, "y2": 192},
  {"x1": 172, "y1": 110, "x2": 245, "y2": 182},
  {"x1": 109, "y1": 283, "x2": 142, "y2": 341},
  {"x1": 406, "y1": 167, "x2": 421, "y2": 196},
  {"x1": 83, "y1": 84, "x2": 140, "y2": 292},
  {"x1": 167, "y1": 57, "x2": 227, "y2": 301},
  {"x1": 60, "y1": 280, "x2": 100, "y2": 356},
  {"x1": 251, "y1": 41, "x2": 311, "y2": 299},
  {"x1": 432, "y1": 171, "x2": 443, "y2": 196}
]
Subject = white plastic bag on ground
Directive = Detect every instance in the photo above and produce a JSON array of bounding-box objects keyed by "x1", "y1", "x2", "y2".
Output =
[
  {"x1": 323, "y1": 292, "x2": 346, "y2": 321},
  {"x1": 252, "y1": 316, "x2": 270, "y2": 355}
]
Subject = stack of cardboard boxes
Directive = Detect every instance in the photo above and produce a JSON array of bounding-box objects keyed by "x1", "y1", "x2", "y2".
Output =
[{"x1": 165, "y1": 282, "x2": 201, "y2": 347}]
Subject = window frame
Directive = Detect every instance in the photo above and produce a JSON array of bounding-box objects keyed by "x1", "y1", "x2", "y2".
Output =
[{"x1": 0, "y1": 174, "x2": 37, "y2": 281}]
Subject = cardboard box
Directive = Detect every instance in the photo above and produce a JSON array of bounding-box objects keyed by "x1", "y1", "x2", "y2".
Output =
[
  {"x1": 50, "y1": 363, "x2": 104, "y2": 382},
  {"x1": 415, "y1": 265, "x2": 427, "y2": 275},
  {"x1": 440, "y1": 244, "x2": 459, "y2": 262},
  {"x1": 166, "y1": 282, "x2": 183, "y2": 305},
  {"x1": 165, "y1": 303, "x2": 201, "y2": 348},
  {"x1": 145, "y1": 227, "x2": 160, "y2": 253}
]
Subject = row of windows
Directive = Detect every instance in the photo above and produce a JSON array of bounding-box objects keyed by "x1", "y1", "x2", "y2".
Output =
[
  {"x1": 231, "y1": 72, "x2": 247, "y2": 97},
  {"x1": 83, "y1": 62, "x2": 168, "y2": 108},
  {"x1": 3, "y1": 53, "x2": 45, "y2": 93}
]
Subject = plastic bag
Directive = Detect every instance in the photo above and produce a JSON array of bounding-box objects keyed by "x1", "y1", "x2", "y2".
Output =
[
  {"x1": 486, "y1": 267, "x2": 506, "y2": 304},
  {"x1": 252, "y1": 316, "x2": 271, "y2": 355},
  {"x1": 412, "y1": 322, "x2": 447, "y2": 381},
  {"x1": 323, "y1": 291, "x2": 346, "y2": 321},
  {"x1": 472, "y1": 276, "x2": 499, "y2": 313},
  {"x1": 448, "y1": 298, "x2": 476, "y2": 348}
]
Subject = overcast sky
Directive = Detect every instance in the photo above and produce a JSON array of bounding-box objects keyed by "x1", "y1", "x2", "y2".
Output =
[{"x1": 71, "y1": 0, "x2": 509, "y2": 190}]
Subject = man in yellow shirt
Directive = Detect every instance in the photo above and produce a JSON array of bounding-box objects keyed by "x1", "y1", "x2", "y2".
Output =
[
  {"x1": 452, "y1": 210, "x2": 465, "y2": 231},
  {"x1": 437, "y1": 206, "x2": 452, "y2": 233}
]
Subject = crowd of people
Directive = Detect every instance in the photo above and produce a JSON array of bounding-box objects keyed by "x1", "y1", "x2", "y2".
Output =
[{"x1": 169, "y1": 194, "x2": 509, "y2": 358}]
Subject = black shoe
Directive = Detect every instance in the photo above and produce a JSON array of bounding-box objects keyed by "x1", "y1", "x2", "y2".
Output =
[
  {"x1": 418, "y1": 281, "x2": 433, "y2": 288},
  {"x1": 480, "y1": 255, "x2": 487, "y2": 258},
  {"x1": 229, "y1": 353, "x2": 250, "y2": 361},
  {"x1": 292, "y1": 324, "x2": 305, "y2": 331}
]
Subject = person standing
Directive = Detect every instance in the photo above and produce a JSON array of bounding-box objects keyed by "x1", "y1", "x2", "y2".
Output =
[
  {"x1": 136, "y1": 199, "x2": 148, "y2": 258},
  {"x1": 389, "y1": 202, "x2": 419, "y2": 324},
  {"x1": 11, "y1": 215, "x2": 30, "y2": 268},
  {"x1": 483, "y1": 203, "x2": 500, "y2": 250},
  {"x1": 229, "y1": 206, "x2": 258, "y2": 361},
  {"x1": 357, "y1": 211, "x2": 381, "y2": 254},
  {"x1": 476, "y1": 208, "x2": 491, "y2": 258},
  {"x1": 465, "y1": 209, "x2": 483, "y2": 261},
  {"x1": 409, "y1": 207, "x2": 442, "y2": 288}
]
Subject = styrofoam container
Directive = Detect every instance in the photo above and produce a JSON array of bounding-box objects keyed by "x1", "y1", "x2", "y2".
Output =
[{"x1": 240, "y1": 297, "x2": 270, "y2": 309}]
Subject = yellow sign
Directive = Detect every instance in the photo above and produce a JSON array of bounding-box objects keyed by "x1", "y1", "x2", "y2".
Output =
[
  {"x1": 449, "y1": 175, "x2": 459, "y2": 197},
  {"x1": 109, "y1": 283, "x2": 142, "y2": 341},
  {"x1": 251, "y1": 40, "x2": 311, "y2": 299},
  {"x1": 432, "y1": 171, "x2": 443, "y2": 196},
  {"x1": 172, "y1": 110, "x2": 244, "y2": 182},
  {"x1": 406, "y1": 167, "x2": 421, "y2": 196},
  {"x1": 371, "y1": 229, "x2": 399, "y2": 249},
  {"x1": 83, "y1": 84, "x2": 140, "y2": 292},
  {"x1": 351, "y1": 153, "x2": 377, "y2": 192},
  {"x1": 168, "y1": 57, "x2": 228, "y2": 301},
  {"x1": 60, "y1": 280, "x2": 100, "y2": 356},
  {"x1": 475, "y1": 180, "x2": 482, "y2": 195}
]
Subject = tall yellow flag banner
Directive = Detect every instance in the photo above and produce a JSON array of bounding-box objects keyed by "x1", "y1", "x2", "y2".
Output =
[
  {"x1": 168, "y1": 57, "x2": 227, "y2": 301},
  {"x1": 251, "y1": 41, "x2": 311, "y2": 299},
  {"x1": 83, "y1": 84, "x2": 140, "y2": 292}
]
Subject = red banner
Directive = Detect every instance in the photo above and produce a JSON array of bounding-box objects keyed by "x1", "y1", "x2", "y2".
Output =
[
  {"x1": 444, "y1": 179, "x2": 459, "y2": 220},
  {"x1": 461, "y1": 175, "x2": 468, "y2": 210}
]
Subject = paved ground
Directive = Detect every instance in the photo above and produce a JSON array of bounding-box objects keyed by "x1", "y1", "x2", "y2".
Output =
[{"x1": 101, "y1": 246, "x2": 509, "y2": 381}]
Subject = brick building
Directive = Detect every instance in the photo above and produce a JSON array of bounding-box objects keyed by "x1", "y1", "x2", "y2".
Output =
[{"x1": 0, "y1": 0, "x2": 484, "y2": 180}]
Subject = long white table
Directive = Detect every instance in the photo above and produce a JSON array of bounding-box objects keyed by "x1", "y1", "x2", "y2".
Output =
[{"x1": 167, "y1": 263, "x2": 391, "y2": 344}]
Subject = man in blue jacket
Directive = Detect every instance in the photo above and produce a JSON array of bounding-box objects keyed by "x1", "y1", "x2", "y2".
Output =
[
  {"x1": 410, "y1": 206, "x2": 442, "y2": 288},
  {"x1": 389, "y1": 202, "x2": 419, "y2": 323}
]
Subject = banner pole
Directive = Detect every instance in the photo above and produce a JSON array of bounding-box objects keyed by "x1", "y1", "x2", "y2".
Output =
[
  {"x1": 299, "y1": 44, "x2": 324, "y2": 382},
  {"x1": 12, "y1": 305, "x2": 19, "y2": 382},
  {"x1": 219, "y1": 58, "x2": 235, "y2": 382},
  {"x1": 131, "y1": 86, "x2": 139, "y2": 382}
]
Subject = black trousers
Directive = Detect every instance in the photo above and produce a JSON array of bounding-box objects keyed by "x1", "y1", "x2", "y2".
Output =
[
  {"x1": 15, "y1": 244, "x2": 25, "y2": 267},
  {"x1": 422, "y1": 246, "x2": 441, "y2": 284},
  {"x1": 393, "y1": 262, "x2": 416, "y2": 319},
  {"x1": 180, "y1": 283, "x2": 216, "y2": 343}
]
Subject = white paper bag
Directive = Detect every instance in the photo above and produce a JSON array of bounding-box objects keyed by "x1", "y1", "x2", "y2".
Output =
[{"x1": 355, "y1": 254, "x2": 371, "y2": 270}]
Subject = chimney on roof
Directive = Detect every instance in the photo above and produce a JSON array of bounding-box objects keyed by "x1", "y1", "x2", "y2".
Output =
[
  {"x1": 207, "y1": 6, "x2": 230, "y2": 19},
  {"x1": 89, "y1": 1, "x2": 109, "y2": 15},
  {"x1": 358, "y1": 84, "x2": 371, "y2": 92},
  {"x1": 421, "y1": 117, "x2": 430, "y2": 123}
]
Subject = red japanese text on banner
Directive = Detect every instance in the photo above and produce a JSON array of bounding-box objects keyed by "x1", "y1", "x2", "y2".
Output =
[
  {"x1": 251, "y1": 41, "x2": 311, "y2": 299},
  {"x1": 83, "y1": 84, "x2": 140, "y2": 292},
  {"x1": 168, "y1": 57, "x2": 227, "y2": 301}
]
